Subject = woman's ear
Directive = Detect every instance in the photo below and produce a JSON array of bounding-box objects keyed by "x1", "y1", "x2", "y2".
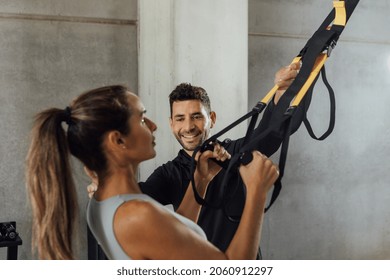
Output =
[{"x1": 106, "y1": 130, "x2": 126, "y2": 151}]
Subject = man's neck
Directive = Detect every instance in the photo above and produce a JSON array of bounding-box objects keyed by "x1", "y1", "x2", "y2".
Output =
[{"x1": 183, "y1": 149, "x2": 194, "y2": 157}]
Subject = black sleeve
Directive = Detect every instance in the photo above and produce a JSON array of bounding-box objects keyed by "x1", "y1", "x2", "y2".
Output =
[
  {"x1": 139, "y1": 162, "x2": 188, "y2": 210},
  {"x1": 139, "y1": 165, "x2": 175, "y2": 206}
]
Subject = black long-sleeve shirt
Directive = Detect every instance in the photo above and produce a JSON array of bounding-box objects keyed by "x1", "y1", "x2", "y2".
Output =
[{"x1": 139, "y1": 102, "x2": 283, "y2": 254}]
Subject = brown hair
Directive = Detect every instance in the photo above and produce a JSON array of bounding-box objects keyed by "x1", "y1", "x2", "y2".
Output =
[
  {"x1": 26, "y1": 85, "x2": 132, "y2": 259},
  {"x1": 169, "y1": 83, "x2": 212, "y2": 116}
]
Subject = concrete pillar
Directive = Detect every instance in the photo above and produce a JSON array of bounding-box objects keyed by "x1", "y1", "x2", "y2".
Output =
[{"x1": 138, "y1": 0, "x2": 248, "y2": 180}]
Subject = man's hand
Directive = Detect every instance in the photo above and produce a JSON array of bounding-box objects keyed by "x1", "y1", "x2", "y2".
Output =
[
  {"x1": 195, "y1": 142, "x2": 231, "y2": 182},
  {"x1": 176, "y1": 143, "x2": 231, "y2": 222},
  {"x1": 274, "y1": 62, "x2": 301, "y2": 104}
]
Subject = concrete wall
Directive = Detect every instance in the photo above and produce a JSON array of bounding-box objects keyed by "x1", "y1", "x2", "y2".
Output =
[
  {"x1": 249, "y1": 0, "x2": 390, "y2": 259},
  {"x1": 0, "y1": 0, "x2": 248, "y2": 259},
  {"x1": 138, "y1": 0, "x2": 248, "y2": 181},
  {"x1": 0, "y1": 0, "x2": 138, "y2": 259}
]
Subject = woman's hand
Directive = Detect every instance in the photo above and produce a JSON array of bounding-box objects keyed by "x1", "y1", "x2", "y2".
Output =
[{"x1": 239, "y1": 151, "x2": 279, "y2": 197}]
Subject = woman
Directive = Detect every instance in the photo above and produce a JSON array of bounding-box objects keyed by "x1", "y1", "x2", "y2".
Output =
[{"x1": 26, "y1": 85, "x2": 279, "y2": 260}]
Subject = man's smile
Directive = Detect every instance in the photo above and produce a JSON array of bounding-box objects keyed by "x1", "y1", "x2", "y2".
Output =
[{"x1": 181, "y1": 133, "x2": 201, "y2": 139}]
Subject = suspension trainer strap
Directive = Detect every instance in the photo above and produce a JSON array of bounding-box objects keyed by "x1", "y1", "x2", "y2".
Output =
[
  {"x1": 190, "y1": 102, "x2": 268, "y2": 207},
  {"x1": 264, "y1": 0, "x2": 358, "y2": 211},
  {"x1": 190, "y1": 0, "x2": 360, "y2": 214},
  {"x1": 303, "y1": 66, "x2": 336, "y2": 140}
]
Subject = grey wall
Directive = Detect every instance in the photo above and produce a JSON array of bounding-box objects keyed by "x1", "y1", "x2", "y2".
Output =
[
  {"x1": 249, "y1": 1, "x2": 390, "y2": 259},
  {"x1": 0, "y1": 0, "x2": 138, "y2": 259},
  {"x1": 2, "y1": 0, "x2": 388, "y2": 261}
]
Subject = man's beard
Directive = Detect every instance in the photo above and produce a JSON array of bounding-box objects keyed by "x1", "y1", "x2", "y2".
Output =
[
  {"x1": 176, "y1": 132, "x2": 207, "y2": 152},
  {"x1": 177, "y1": 136, "x2": 204, "y2": 151}
]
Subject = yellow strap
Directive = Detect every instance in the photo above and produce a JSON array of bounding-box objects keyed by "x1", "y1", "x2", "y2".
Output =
[
  {"x1": 333, "y1": 1, "x2": 347, "y2": 26},
  {"x1": 259, "y1": 2, "x2": 346, "y2": 107},
  {"x1": 291, "y1": 53, "x2": 328, "y2": 107}
]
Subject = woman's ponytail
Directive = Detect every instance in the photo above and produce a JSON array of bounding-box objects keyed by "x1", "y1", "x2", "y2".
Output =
[{"x1": 26, "y1": 108, "x2": 78, "y2": 259}]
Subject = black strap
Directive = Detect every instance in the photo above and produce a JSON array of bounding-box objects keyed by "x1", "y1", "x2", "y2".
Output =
[
  {"x1": 190, "y1": 105, "x2": 266, "y2": 208},
  {"x1": 304, "y1": 66, "x2": 336, "y2": 140},
  {"x1": 265, "y1": 116, "x2": 294, "y2": 212},
  {"x1": 189, "y1": 0, "x2": 360, "y2": 217}
]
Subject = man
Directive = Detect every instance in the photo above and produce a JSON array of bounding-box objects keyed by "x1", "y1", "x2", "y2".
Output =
[{"x1": 138, "y1": 63, "x2": 300, "y2": 258}]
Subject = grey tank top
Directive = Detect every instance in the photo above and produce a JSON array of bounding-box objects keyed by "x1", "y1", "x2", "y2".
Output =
[{"x1": 86, "y1": 193, "x2": 207, "y2": 260}]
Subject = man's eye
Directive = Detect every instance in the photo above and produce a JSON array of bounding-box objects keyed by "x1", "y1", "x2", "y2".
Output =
[
  {"x1": 141, "y1": 118, "x2": 146, "y2": 124},
  {"x1": 175, "y1": 118, "x2": 184, "y2": 122}
]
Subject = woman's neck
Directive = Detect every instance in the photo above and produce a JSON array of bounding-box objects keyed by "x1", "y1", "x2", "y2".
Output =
[{"x1": 93, "y1": 164, "x2": 141, "y2": 201}]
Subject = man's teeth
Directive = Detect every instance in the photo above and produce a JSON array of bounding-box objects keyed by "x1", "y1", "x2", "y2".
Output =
[{"x1": 182, "y1": 135, "x2": 197, "y2": 139}]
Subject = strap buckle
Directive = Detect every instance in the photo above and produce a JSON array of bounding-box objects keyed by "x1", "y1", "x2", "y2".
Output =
[{"x1": 326, "y1": 39, "x2": 337, "y2": 57}]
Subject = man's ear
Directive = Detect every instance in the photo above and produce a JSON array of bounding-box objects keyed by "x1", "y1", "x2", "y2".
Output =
[
  {"x1": 169, "y1": 116, "x2": 173, "y2": 130},
  {"x1": 209, "y1": 111, "x2": 216, "y2": 129}
]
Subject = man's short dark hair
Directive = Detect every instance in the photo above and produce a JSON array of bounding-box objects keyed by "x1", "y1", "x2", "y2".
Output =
[{"x1": 169, "y1": 83, "x2": 212, "y2": 116}]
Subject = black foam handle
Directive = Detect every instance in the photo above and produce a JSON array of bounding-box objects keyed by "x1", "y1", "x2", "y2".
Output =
[
  {"x1": 239, "y1": 151, "x2": 253, "y2": 166},
  {"x1": 200, "y1": 140, "x2": 232, "y2": 170}
]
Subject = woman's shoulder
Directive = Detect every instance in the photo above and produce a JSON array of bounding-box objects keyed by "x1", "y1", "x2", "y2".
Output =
[
  {"x1": 114, "y1": 194, "x2": 172, "y2": 233},
  {"x1": 117, "y1": 195, "x2": 161, "y2": 218},
  {"x1": 113, "y1": 195, "x2": 177, "y2": 259}
]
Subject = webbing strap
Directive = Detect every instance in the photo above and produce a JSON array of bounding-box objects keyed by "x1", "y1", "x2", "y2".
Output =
[
  {"x1": 190, "y1": 0, "x2": 359, "y2": 216},
  {"x1": 265, "y1": 66, "x2": 334, "y2": 211},
  {"x1": 304, "y1": 66, "x2": 336, "y2": 141}
]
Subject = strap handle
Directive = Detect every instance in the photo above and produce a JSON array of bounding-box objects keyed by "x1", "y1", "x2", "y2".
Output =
[{"x1": 304, "y1": 66, "x2": 336, "y2": 141}]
